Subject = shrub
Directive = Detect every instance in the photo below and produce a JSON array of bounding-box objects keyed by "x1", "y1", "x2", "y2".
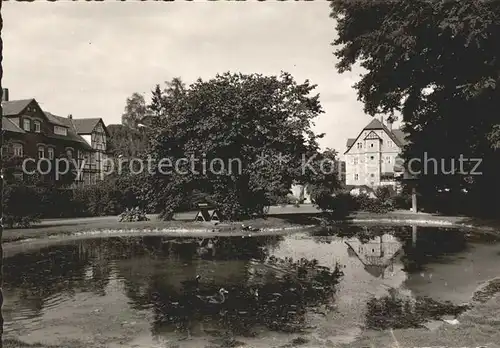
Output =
[
  {"x1": 374, "y1": 186, "x2": 395, "y2": 201},
  {"x1": 394, "y1": 191, "x2": 412, "y2": 210},
  {"x1": 39, "y1": 187, "x2": 78, "y2": 218},
  {"x1": 3, "y1": 184, "x2": 42, "y2": 228},
  {"x1": 355, "y1": 193, "x2": 394, "y2": 214},
  {"x1": 119, "y1": 207, "x2": 150, "y2": 222},
  {"x1": 68, "y1": 174, "x2": 151, "y2": 218},
  {"x1": 310, "y1": 190, "x2": 358, "y2": 221}
]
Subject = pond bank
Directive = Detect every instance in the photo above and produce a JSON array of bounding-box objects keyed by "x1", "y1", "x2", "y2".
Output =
[
  {"x1": 3, "y1": 214, "x2": 500, "y2": 348},
  {"x1": 3, "y1": 206, "x2": 500, "y2": 245}
]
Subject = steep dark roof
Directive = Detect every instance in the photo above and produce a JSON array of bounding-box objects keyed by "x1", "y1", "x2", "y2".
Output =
[
  {"x1": 2, "y1": 117, "x2": 26, "y2": 134},
  {"x1": 71, "y1": 118, "x2": 101, "y2": 134},
  {"x1": 364, "y1": 118, "x2": 385, "y2": 130},
  {"x1": 392, "y1": 129, "x2": 409, "y2": 146},
  {"x1": 2, "y1": 99, "x2": 35, "y2": 116},
  {"x1": 45, "y1": 112, "x2": 73, "y2": 128},
  {"x1": 44, "y1": 112, "x2": 93, "y2": 150},
  {"x1": 345, "y1": 118, "x2": 409, "y2": 154},
  {"x1": 43, "y1": 111, "x2": 67, "y2": 127}
]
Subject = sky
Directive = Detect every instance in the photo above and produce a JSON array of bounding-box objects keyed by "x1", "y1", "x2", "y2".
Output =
[{"x1": 2, "y1": 1, "x2": 382, "y2": 155}]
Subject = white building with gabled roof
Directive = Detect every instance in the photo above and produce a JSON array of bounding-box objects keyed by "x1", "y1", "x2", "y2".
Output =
[{"x1": 344, "y1": 117, "x2": 408, "y2": 188}]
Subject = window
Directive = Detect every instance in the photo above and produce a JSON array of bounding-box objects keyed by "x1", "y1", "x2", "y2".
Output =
[
  {"x1": 370, "y1": 156, "x2": 374, "y2": 160},
  {"x1": 84, "y1": 173, "x2": 91, "y2": 186},
  {"x1": 83, "y1": 153, "x2": 90, "y2": 168},
  {"x1": 34, "y1": 121, "x2": 41, "y2": 133},
  {"x1": 66, "y1": 149, "x2": 73, "y2": 159},
  {"x1": 370, "y1": 143, "x2": 374, "y2": 148},
  {"x1": 354, "y1": 174, "x2": 359, "y2": 180},
  {"x1": 13, "y1": 143, "x2": 23, "y2": 157},
  {"x1": 370, "y1": 173, "x2": 375, "y2": 177},
  {"x1": 38, "y1": 145, "x2": 45, "y2": 159},
  {"x1": 54, "y1": 126, "x2": 68, "y2": 136},
  {"x1": 23, "y1": 119, "x2": 31, "y2": 131},
  {"x1": 386, "y1": 156, "x2": 391, "y2": 163},
  {"x1": 48, "y1": 147, "x2": 54, "y2": 160},
  {"x1": 354, "y1": 158, "x2": 358, "y2": 165},
  {"x1": 357, "y1": 143, "x2": 362, "y2": 149},
  {"x1": 14, "y1": 173, "x2": 23, "y2": 181}
]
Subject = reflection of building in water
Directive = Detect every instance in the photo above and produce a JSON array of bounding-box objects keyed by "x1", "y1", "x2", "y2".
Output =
[{"x1": 345, "y1": 234, "x2": 402, "y2": 278}]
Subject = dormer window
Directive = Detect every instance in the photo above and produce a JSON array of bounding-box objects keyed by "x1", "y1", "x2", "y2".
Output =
[
  {"x1": 23, "y1": 119, "x2": 31, "y2": 131},
  {"x1": 54, "y1": 126, "x2": 67, "y2": 136},
  {"x1": 34, "y1": 120, "x2": 41, "y2": 133}
]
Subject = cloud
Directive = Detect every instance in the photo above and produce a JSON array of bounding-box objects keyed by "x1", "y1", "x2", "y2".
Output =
[{"x1": 2, "y1": 1, "x2": 370, "y2": 152}]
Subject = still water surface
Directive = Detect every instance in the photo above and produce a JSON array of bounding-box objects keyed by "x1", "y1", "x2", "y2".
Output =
[{"x1": 3, "y1": 226, "x2": 500, "y2": 347}]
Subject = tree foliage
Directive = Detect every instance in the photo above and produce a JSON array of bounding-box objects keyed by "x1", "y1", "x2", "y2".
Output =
[
  {"x1": 121, "y1": 92, "x2": 148, "y2": 129},
  {"x1": 331, "y1": 0, "x2": 500, "y2": 216},
  {"x1": 148, "y1": 73, "x2": 340, "y2": 220},
  {"x1": 107, "y1": 124, "x2": 149, "y2": 158}
]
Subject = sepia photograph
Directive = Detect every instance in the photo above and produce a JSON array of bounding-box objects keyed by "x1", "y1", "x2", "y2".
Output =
[{"x1": 1, "y1": 1, "x2": 500, "y2": 347}]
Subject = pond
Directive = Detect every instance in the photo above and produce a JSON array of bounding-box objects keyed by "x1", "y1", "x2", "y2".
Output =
[{"x1": 3, "y1": 225, "x2": 500, "y2": 348}]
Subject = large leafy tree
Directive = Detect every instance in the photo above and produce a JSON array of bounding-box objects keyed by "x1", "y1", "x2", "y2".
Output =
[
  {"x1": 107, "y1": 124, "x2": 149, "y2": 158},
  {"x1": 121, "y1": 92, "x2": 148, "y2": 129},
  {"x1": 147, "y1": 73, "x2": 339, "y2": 220},
  {"x1": 111, "y1": 92, "x2": 151, "y2": 158},
  {"x1": 330, "y1": 0, "x2": 500, "y2": 216}
]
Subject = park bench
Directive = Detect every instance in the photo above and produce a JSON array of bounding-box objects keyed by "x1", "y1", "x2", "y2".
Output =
[{"x1": 194, "y1": 203, "x2": 221, "y2": 222}]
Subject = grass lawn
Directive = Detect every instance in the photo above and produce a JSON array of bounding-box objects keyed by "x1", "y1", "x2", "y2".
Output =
[
  {"x1": 3, "y1": 204, "x2": 500, "y2": 244},
  {"x1": 2, "y1": 215, "x2": 318, "y2": 244}
]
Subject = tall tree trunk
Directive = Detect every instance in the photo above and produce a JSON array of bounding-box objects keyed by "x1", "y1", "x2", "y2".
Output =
[{"x1": 1, "y1": 3, "x2": 5, "y2": 343}]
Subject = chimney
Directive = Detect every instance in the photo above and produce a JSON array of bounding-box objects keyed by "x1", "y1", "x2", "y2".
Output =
[
  {"x1": 379, "y1": 115, "x2": 384, "y2": 125},
  {"x1": 2, "y1": 88, "x2": 9, "y2": 102},
  {"x1": 68, "y1": 114, "x2": 73, "y2": 119}
]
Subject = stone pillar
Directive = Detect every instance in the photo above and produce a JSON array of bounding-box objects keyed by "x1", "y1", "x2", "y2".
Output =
[{"x1": 411, "y1": 187, "x2": 417, "y2": 213}]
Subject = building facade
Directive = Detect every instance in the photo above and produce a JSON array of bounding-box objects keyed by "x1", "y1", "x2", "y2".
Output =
[
  {"x1": 344, "y1": 117, "x2": 408, "y2": 188},
  {"x1": 1, "y1": 89, "x2": 109, "y2": 186},
  {"x1": 338, "y1": 160, "x2": 346, "y2": 185}
]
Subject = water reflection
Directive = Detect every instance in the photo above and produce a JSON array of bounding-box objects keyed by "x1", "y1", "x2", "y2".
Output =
[
  {"x1": 400, "y1": 226, "x2": 468, "y2": 272},
  {"x1": 3, "y1": 235, "x2": 342, "y2": 340},
  {"x1": 315, "y1": 224, "x2": 471, "y2": 273},
  {"x1": 345, "y1": 233, "x2": 402, "y2": 279},
  {"x1": 3, "y1": 225, "x2": 499, "y2": 346}
]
